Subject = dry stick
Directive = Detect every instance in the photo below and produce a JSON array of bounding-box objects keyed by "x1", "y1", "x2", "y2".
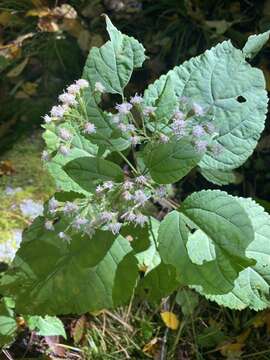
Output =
[
  {"x1": 104, "y1": 310, "x2": 133, "y2": 332},
  {"x1": 160, "y1": 328, "x2": 169, "y2": 360},
  {"x1": 2, "y1": 350, "x2": 14, "y2": 360}
]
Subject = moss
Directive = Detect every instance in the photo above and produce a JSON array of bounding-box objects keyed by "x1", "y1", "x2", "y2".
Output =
[{"x1": 0, "y1": 132, "x2": 55, "y2": 243}]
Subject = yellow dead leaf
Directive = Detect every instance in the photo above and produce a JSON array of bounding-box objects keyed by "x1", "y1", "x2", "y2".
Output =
[
  {"x1": 7, "y1": 57, "x2": 28, "y2": 77},
  {"x1": 161, "y1": 311, "x2": 180, "y2": 330},
  {"x1": 22, "y1": 82, "x2": 38, "y2": 96},
  {"x1": 143, "y1": 337, "x2": 160, "y2": 356},
  {"x1": 26, "y1": 7, "x2": 51, "y2": 17}
]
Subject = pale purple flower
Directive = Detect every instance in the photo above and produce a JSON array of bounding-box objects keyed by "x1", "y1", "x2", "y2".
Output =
[
  {"x1": 20, "y1": 199, "x2": 43, "y2": 219},
  {"x1": 133, "y1": 190, "x2": 148, "y2": 205},
  {"x1": 160, "y1": 134, "x2": 169, "y2": 143},
  {"x1": 108, "y1": 222, "x2": 122, "y2": 235},
  {"x1": 154, "y1": 186, "x2": 167, "y2": 198},
  {"x1": 130, "y1": 93, "x2": 143, "y2": 104},
  {"x1": 67, "y1": 84, "x2": 80, "y2": 95},
  {"x1": 58, "y1": 128, "x2": 73, "y2": 141},
  {"x1": 193, "y1": 102, "x2": 205, "y2": 116},
  {"x1": 195, "y1": 140, "x2": 208, "y2": 153},
  {"x1": 172, "y1": 119, "x2": 186, "y2": 138},
  {"x1": 123, "y1": 191, "x2": 133, "y2": 201},
  {"x1": 143, "y1": 106, "x2": 156, "y2": 116},
  {"x1": 72, "y1": 217, "x2": 88, "y2": 229},
  {"x1": 100, "y1": 211, "x2": 115, "y2": 222},
  {"x1": 45, "y1": 220, "x2": 54, "y2": 231},
  {"x1": 58, "y1": 232, "x2": 71, "y2": 243},
  {"x1": 63, "y1": 201, "x2": 78, "y2": 214},
  {"x1": 5, "y1": 186, "x2": 22, "y2": 196},
  {"x1": 94, "y1": 81, "x2": 105, "y2": 93},
  {"x1": 115, "y1": 102, "x2": 133, "y2": 114},
  {"x1": 59, "y1": 145, "x2": 70, "y2": 156},
  {"x1": 59, "y1": 92, "x2": 77, "y2": 106},
  {"x1": 130, "y1": 136, "x2": 140, "y2": 146},
  {"x1": 96, "y1": 185, "x2": 104, "y2": 193},
  {"x1": 103, "y1": 181, "x2": 114, "y2": 190},
  {"x1": 135, "y1": 175, "x2": 147, "y2": 184},
  {"x1": 50, "y1": 105, "x2": 66, "y2": 118},
  {"x1": 43, "y1": 114, "x2": 52, "y2": 123},
  {"x1": 41, "y1": 150, "x2": 50, "y2": 161},
  {"x1": 173, "y1": 110, "x2": 185, "y2": 120},
  {"x1": 122, "y1": 211, "x2": 136, "y2": 222},
  {"x1": 134, "y1": 214, "x2": 148, "y2": 227},
  {"x1": 123, "y1": 180, "x2": 133, "y2": 190},
  {"x1": 192, "y1": 125, "x2": 206, "y2": 138},
  {"x1": 126, "y1": 124, "x2": 136, "y2": 132},
  {"x1": 76, "y1": 79, "x2": 89, "y2": 89},
  {"x1": 84, "y1": 122, "x2": 96, "y2": 134},
  {"x1": 48, "y1": 197, "x2": 59, "y2": 213}
]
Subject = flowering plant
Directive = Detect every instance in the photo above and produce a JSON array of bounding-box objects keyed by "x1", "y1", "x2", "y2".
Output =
[{"x1": 1, "y1": 18, "x2": 270, "y2": 314}]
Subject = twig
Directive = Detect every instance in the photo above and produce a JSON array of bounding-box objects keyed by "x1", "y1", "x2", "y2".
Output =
[
  {"x1": 160, "y1": 327, "x2": 169, "y2": 360},
  {"x1": 104, "y1": 310, "x2": 133, "y2": 332}
]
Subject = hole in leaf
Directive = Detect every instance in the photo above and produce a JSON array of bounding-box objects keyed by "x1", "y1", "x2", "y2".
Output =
[
  {"x1": 236, "y1": 96, "x2": 246, "y2": 103},
  {"x1": 190, "y1": 228, "x2": 196, "y2": 234}
]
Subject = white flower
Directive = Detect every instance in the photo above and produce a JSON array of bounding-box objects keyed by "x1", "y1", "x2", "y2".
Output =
[
  {"x1": 134, "y1": 214, "x2": 148, "y2": 227},
  {"x1": 192, "y1": 125, "x2": 205, "y2": 138},
  {"x1": 58, "y1": 92, "x2": 77, "y2": 106},
  {"x1": 48, "y1": 197, "x2": 59, "y2": 213},
  {"x1": 58, "y1": 128, "x2": 73, "y2": 141},
  {"x1": 94, "y1": 81, "x2": 105, "y2": 93},
  {"x1": 115, "y1": 102, "x2": 133, "y2": 114},
  {"x1": 100, "y1": 211, "x2": 115, "y2": 222},
  {"x1": 123, "y1": 191, "x2": 133, "y2": 201},
  {"x1": 160, "y1": 134, "x2": 169, "y2": 143},
  {"x1": 67, "y1": 84, "x2": 80, "y2": 95},
  {"x1": 50, "y1": 105, "x2": 66, "y2": 118},
  {"x1": 5, "y1": 186, "x2": 22, "y2": 196},
  {"x1": 59, "y1": 145, "x2": 70, "y2": 156},
  {"x1": 122, "y1": 211, "x2": 136, "y2": 222},
  {"x1": 58, "y1": 232, "x2": 71, "y2": 243},
  {"x1": 135, "y1": 175, "x2": 147, "y2": 184},
  {"x1": 143, "y1": 106, "x2": 156, "y2": 116},
  {"x1": 172, "y1": 119, "x2": 186, "y2": 138},
  {"x1": 63, "y1": 201, "x2": 78, "y2": 214},
  {"x1": 45, "y1": 220, "x2": 54, "y2": 231},
  {"x1": 72, "y1": 217, "x2": 88, "y2": 229},
  {"x1": 96, "y1": 185, "x2": 104, "y2": 193},
  {"x1": 133, "y1": 190, "x2": 148, "y2": 205},
  {"x1": 108, "y1": 222, "x2": 122, "y2": 235},
  {"x1": 193, "y1": 102, "x2": 205, "y2": 116},
  {"x1": 173, "y1": 110, "x2": 185, "y2": 120},
  {"x1": 43, "y1": 114, "x2": 52, "y2": 123},
  {"x1": 130, "y1": 93, "x2": 143, "y2": 104},
  {"x1": 111, "y1": 115, "x2": 120, "y2": 124},
  {"x1": 103, "y1": 181, "x2": 114, "y2": 190},
  {"x1": 130, "y1": 136, "x2": 140, "y2": 146},
  {"x1": 20, "y1": 199, "x2": 44, "y2": 219},
  {"x1": 117, "y1": 123, "x2": 127, "y2": 132},
  {"x1": 84, "y1": 122, "x2": 96, "y2": 134},
  {"x1": 195, "y1": 140, "x2": 208, "y2": 153},
  {"x1": 126, "y1": 124, "x2": 136, "y2": 132},
  {"x1": 123, "y1": 180, "x2": 134, "y2": 190},
  {"x1": 154, "y1": 186, "x2": 167, "y2": 198},
  {"x1": 76, "y1": 79, "x2": 89, "y2": 89},
  {"x1": 41, "y1": 150, "x2": 50, "y2": 162}
]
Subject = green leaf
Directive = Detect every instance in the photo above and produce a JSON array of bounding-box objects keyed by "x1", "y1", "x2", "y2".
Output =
[
  {"x1": 27, "y1": 315, "x2": 66, "y2": 338},
  {"x1": 144, "y1": 40, "x2": 268, "y2": 171},
  {"x1": 0, "y1": 298, "x2": 17, "y2": 346},
  {"x1": 0, "y1": 217, "x2": 134, "y2": 315},
  {"x1": 199, "y1": 167, "x2": 243, "y2": 186},
  {"x1": 64, "y1": 156, "x2": 124, "y2": 192},
  {"x1": 83, "y1": 15, "x2": 145, "y2": 96},
  {"x1": 143, "y1": 138, "x2": 203, "y2": 184},
  {"x1": 145, "y1": 75, "x2": 177, "y2": 123},
  {"x1": 243, "y1": 31, "x2": 270, "y2": 59},
  {"x1": 175, "y1": 289, "x2": 199, "y2": 316},
  {"x1": 196, "y1": 198, "x2": 270, "y2": 310},
  {"x1": 158, "y1": 190, "x2": 255, "y2": 294}
]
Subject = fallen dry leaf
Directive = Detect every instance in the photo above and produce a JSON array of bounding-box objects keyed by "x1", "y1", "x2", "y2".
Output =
[{"x1": 0, "y1": 160, "x2": 15, "y2": 176}]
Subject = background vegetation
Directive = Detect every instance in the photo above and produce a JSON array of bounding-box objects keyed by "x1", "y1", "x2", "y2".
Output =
[{"x1": 0, "y1": 0, "x2": 270, "y2": 358}]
